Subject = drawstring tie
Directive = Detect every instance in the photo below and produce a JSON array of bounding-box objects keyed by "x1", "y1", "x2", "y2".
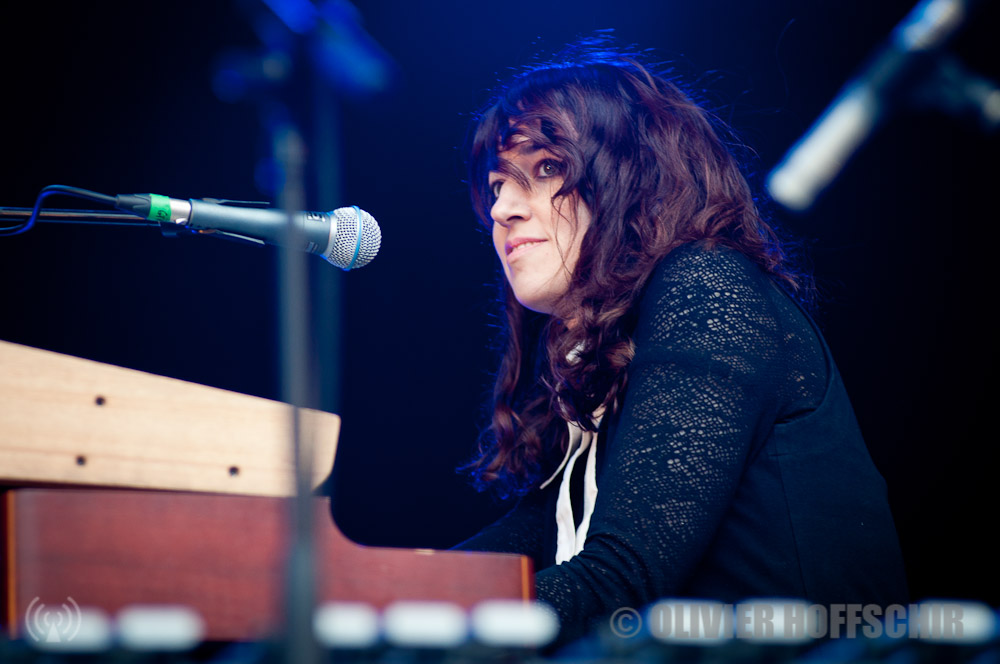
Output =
[{"x1": 540, "y1": 407, "x2": 604, "y2": 564}]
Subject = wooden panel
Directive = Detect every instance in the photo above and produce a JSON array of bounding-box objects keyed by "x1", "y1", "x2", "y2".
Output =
[
  {"x1": 0, "y1": 340, "x2": 337, "y2": 497},
  {"x1": 6, "y1": 489, "x2": 532, "y2": 641},
  {"x1": 2, "y1": 491, "x2": 13, "y2": 632}
]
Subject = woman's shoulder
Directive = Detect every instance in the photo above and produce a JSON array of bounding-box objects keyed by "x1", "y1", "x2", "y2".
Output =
[
  {"x1": 632, "y1": 241, "x2": 797, "y2": 357},
  {"x1": 648, "y1": 241, "x2": 773, "y2": 295},
  {"x1": 640, "y1": 241, "x2": 778, "y2": 318}
]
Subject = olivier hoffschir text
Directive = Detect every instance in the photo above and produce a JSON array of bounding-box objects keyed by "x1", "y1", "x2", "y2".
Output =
[{"x1": 618, "y1": 601, "x2": 997, "y2": 642}]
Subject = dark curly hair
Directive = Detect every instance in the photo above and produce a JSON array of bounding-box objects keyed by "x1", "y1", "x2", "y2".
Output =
[{"x1": 463, "y1": 44, "x2": 805, "y2": 498}]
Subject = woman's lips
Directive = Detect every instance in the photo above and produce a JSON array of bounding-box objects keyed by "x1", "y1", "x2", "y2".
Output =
[{"x1": 506, "y1": 238, "x2": 546, "y2": 261}]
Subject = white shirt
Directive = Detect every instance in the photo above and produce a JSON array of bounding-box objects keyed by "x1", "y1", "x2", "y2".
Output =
[{"x1": 539, "y1": 408, "x2": 605, "y2": 564}]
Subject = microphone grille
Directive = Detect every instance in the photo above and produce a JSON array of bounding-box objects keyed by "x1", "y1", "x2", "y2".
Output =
[{"x1": 329, "y1": 207, "x2": 381, "y2": 270}]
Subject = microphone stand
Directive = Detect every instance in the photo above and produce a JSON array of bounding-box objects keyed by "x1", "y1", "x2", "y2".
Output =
[
  {"x1": 0, "y1": 135, "x2": 324, "y2": 664},
  {"x1": 205, "y1": 2, "x2": 390, "y2": 658},
  {"x1": 272, "y1": 119, "x2": 320, "y2": 664},
  {"x1": 0, "y1": 208, "x2": 157, "y2": 226},
  {"x1": 0, "y1": 165, "x2": 321, "y2": 664}
]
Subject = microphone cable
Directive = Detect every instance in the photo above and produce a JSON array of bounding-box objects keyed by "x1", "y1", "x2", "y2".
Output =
[{"x1": 0, "y1": 185, "x2": 124, "y2": 236}]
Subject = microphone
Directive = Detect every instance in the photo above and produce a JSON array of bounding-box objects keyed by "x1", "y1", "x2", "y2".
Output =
[
  {"x1": 767, "y1": 0, "x2": 974, "y2": 212},
  {"x1": 115, "y1": 193, "x2": 381, "y2": 270}
]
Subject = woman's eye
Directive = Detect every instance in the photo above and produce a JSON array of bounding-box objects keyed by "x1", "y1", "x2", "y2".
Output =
[
  {"x1": 490, "y1": 180, "x2": 503, "y2": 197},
  {"x1": 537, "y1": 160, "x2": 561, "y2": 178}
]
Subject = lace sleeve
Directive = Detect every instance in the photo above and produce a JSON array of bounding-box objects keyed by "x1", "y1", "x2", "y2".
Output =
[
  {"x1": 535, "y1": 245, "x2": 789, "y2": 641},
  {"x1": 451, "y1": 486, "x2": 552, "y2": 572}
]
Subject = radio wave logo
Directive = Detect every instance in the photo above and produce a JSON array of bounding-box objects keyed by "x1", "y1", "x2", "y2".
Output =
[{"x1": 24, "y1": 596, "x2": 82, "y2": 643}]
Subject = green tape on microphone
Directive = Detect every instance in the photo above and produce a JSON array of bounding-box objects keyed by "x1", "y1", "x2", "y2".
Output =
[{"x1": 148, "y1": 194, "x2": 172, "y2": 222}]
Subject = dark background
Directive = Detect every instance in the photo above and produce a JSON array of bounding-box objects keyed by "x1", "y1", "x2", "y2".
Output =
[{"x1": 1, "y1": 0, "x2": 996, "y2": 607}]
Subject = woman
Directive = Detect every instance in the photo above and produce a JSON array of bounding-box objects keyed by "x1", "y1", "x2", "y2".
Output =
[{"x1": 454, "y1": 45, "x2": 907, "y2": 645}]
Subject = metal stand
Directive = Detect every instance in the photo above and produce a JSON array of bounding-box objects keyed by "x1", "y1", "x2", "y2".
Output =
[
  {"x1": 220, "y1": 4, "x2": 393, "y2": 663},
  {"x1": 271, "y1": 121, "x2": 319, "y2": 664}
]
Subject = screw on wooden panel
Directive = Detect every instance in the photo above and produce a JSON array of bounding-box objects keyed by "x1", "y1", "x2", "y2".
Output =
[
  {"x1": 76, "y1": 455, "x2": 86, "y2": 466},
  {"x1": 228, "y1": 466, "x2": 240, "y2": 477},
  {"x1": 95, "y1": 395, "x2": 106, "y2": 406}
]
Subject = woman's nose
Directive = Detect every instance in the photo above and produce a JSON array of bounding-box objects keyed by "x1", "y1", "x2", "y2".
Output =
[{"x1": 491, "y1": 184, "x2": 531, "y2": 227}]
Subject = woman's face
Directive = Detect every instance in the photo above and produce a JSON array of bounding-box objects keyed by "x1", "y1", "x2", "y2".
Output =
[{"x1": 489, "y1": 140, "x2": 590, "y2": 315}]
